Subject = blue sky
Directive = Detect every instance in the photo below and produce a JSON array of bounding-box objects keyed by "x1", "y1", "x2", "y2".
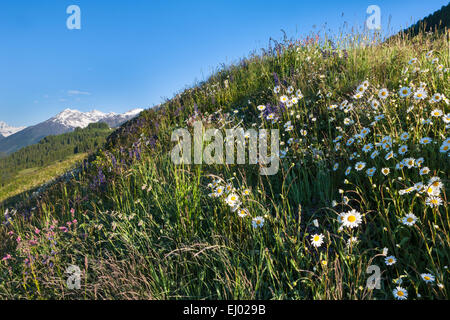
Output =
[{"x1": 0, "y1": 0, "x2": 448, "y2": 127}]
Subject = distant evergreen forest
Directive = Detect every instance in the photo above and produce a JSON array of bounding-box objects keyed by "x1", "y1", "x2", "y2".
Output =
[
  {"x1": 403, "y1": 3, "x2": 449, "y2": 36},
  {"x1": 0, "y1": 122, "x2": 111, "y2": 185}
]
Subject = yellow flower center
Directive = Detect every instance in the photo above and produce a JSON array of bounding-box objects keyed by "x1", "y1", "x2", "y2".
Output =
[
  {"x1": 398, "y1": 291, "x2": 404, "y2": 296},
  {"x1": 347, "y1": 215, "x2": 356, "y2": 223}
]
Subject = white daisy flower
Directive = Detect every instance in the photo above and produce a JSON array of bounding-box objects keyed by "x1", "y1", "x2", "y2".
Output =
[
  {"x1": 215, "y1": 186, "x2": 225, "y2": 197},
  {"x1": 285, "y1": 125, "x2": 294, "y2": 131},
  {"x1": 385, "y1": 255, "x2": 397, "y2": 266},
  {"x1": 431, "y1": 93, "x2": 442, "y2": 103},
  {"x1": 356, "y1": 84, "x2": 366, "y2": 93},
  {"x1": 237, "y1": 208, "x2": 249, "y2": 218},
  {"x1": 398, "y1": 145, "x2": 408, "y2": 155},
  {"x1": 419, "y1": 137, "x2": 432, "y2": 145},
  {"x1": 225, "y1": 193, "x2": 240, "y2": 207},
  {"x1": 341, "y1": 209, "x2": 362, "y2": 228},
  {"x1": 399, "y1": 87, "x2": 411, "y2": 98},
  {"x1": 426, "y1": 177, "x2": 443, "y2": 195},
  {"x1": 362, "y1": 80, "x2": 369, "y2": 89},
  {"x1": 414, "y1": 182, "x2": 425, "y2": 193},
  {"x1": 378, "y1": 88, "x2": 389, "y2": 100},
  {"x1": 415, "y1": 157, "x2": 424, "y2": 167},
  {"x1": 345, "y1": 166, "x2": 352, "y2": 176},
  {"x1": 355, "y1": 162, "x2": 366, "y2": 171},
  {"x1": 431, "y1": 109, "x2": 443, "y2": 118},
  {"x1": 225, "y1": 184, "x2": 233, "y2": 193},
  {"x1": 403, "y1": 158, "x2": 415, "y2": 168},
  {"x1": 310, "y1": 233, "x2": 324, "y2": 247},
  {"x1": 421, "y1": 273, "x2": 435, "y2": 283},
  {"x1": 371, "y1": 99, "x2": 380, "y2": 110},
  {"x1": 360, "y1": 127, "x2": 370, "y2": 137},
  {"x1": 252, "y1": 216, "x2": 265, "y2": 228},
  {"x1": 414, "y1": 90, "x2": 427, "y2": 100},
  {"x1": 440, "y1": 143, "x2": 450, "y2": 153},
  {"x1": 257, "y1": 105, "x2": 266, "y2": 111},
  {"x1": 400, "y1": 132, "x2": 409, "y2": 141},
  {"x1": 442, "y1": 114, "x2": 450, "y2": 124},
  {"x1": 366, "y1": 167, "x2": 376, "y2": 177},
  {"x1": 426, "y1": 196, "x2": 443, "y2": 208},
  {"x1": 346, "y1": 237, "x2": 359, "y2": 247},
  {"x1": 353, "y1": 92, "x2": 363, "y2": 99},
  {"x1": 362, "y1": 143, "x2": 373, "y2": 153},
  {"x1": 393, "y1": 286, "x2": 408, "y2": 300},
  {"x1": 402, "y1": 213, "x2": 418, "y2": 226}
]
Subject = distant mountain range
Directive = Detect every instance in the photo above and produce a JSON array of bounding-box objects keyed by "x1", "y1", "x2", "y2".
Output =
[
  {"x1": 0, "y1": 121, "x2": 26, "y2": 138},
  {"x1": 0, "y1": 108, "x2": 143, "y2": 155}
]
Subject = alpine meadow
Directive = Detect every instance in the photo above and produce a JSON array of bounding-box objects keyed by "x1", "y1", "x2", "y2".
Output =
[{"x1": 0, "y1": 4, "x2": 449, "y2": 301}]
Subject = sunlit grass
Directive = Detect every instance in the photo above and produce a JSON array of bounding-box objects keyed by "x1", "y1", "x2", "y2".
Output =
[
  {"x1": 0, "y1": 153, "x2": 88, "y2": 203},
  {"x1": 0, "y1": 30, "x2": 448, "y2": 300}
]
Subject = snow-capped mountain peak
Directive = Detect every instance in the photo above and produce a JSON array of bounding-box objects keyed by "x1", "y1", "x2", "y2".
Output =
[
  {"x1": 0, "y1": 108, "x2": 145, "y2": 154},
  {"x1": 0, "y1": 121, "x2": 26, "y2": 137},
  {"x1": 51, "y1": 109, "x2": 106, "y2": 128},
  {"x1": 49, "y1": 108, "x2": 143, "y2": 129}
]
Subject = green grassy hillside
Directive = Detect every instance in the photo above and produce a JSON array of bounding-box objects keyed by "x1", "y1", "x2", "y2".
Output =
[
  {"x1": 0, "y1": 122, "x2": 111, "y2": 203},
  {"x1": 0, "y1": 30, "x2": 448, "y2": 300},
  {"x1": 402, "y1": 3, "x2": 450, "y2": 36},
  {"x1": 0, "y1": 153, "x2": 87, "y2": 203}
]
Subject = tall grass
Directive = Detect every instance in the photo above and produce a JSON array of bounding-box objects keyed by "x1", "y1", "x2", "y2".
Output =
[{"x1": 0, "y1": 29, "x2": 448, "y2": 300}]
